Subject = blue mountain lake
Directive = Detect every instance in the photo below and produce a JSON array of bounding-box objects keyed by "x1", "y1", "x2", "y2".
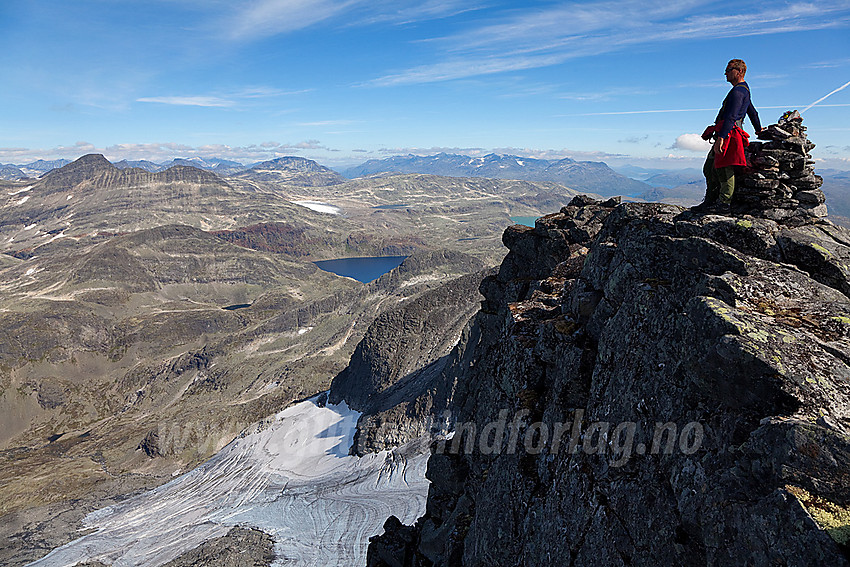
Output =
[
  {"x1": 510, "y1": 216, "x2": 538, "y2": 227},
  {"x1": 314, "y1": 256, "x2": 408, "y2": 283}
]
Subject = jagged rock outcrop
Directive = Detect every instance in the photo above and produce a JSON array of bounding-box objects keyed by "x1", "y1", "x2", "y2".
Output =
[
  {"x1": 161, "y1": 527, "x2": 275, "y2": 567},
  {"x1": 736, "y1": 111, "x2": 827, "y2": 225},
  {"x1": 330, "y1": 271, "x2": 484, "y2": 412},
  {"x1": 369, "y1": 195, "x2": 850, "y2": 566},
  {"x1": 330, "y1": 269, "x2": 490, "y2": 453}
]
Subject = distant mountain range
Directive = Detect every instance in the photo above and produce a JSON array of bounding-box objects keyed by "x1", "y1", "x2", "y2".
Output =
[
  {"x1": 0, "y1": 155, "x2": 338, "y2": 182},
  {"x1": 0, "y1": 165, "x2": 27, "y2": 180},
  {"x1": 641, "y1": 168, "x2": 704, "y2": 188},
  {"x1": 24, "y1": 158, "x2": 73, "y2": 172},
  {"x1": 4, "y1": 153, "x2": 653, "y2": 196},
  {"x1": 0, "y1": 157, "x2": 248, "y2": 180},
  {"x1": 112, "y1": 157, "x2": 246, "y2": 175},
  {"x1": 7, "y1": 153, "x2": 847, "y2": 216},
  {"x1": 342, "y1": 153, "x2": 652, "y2": 197},
  {"x1": 1, "y1": 153, "x2": 576, "y2": 262},
  {"x1": 0, "y1": 159, "x2": 72, "y2": 180}
]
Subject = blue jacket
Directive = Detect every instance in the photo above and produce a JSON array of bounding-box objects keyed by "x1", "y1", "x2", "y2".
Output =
[{"x1": 715, "y1": 81, "x2": 761, "y2": 139}]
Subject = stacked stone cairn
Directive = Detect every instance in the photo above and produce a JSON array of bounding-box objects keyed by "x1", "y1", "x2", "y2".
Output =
[{"x1": 734, "y1": 110, "x2": 827, "y2": 225}]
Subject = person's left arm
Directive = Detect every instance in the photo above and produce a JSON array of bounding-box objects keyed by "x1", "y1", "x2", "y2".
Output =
[{"x1": 747, "y1": 102, "x2": 762, "y2": 134}]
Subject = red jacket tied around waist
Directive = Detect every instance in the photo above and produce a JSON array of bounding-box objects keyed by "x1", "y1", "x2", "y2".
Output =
[{"x1": 705, "y1": 120, "x2": 750, "y2": 168}]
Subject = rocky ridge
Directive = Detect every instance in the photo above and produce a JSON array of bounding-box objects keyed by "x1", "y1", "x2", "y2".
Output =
[{"x1": 368, "y1": 193, "x2": 850, "y2": 565}]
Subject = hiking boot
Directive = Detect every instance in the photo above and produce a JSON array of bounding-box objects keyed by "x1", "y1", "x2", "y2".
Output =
[
  {"x1": 690, "y1": 200, "x2": 715, "y2": 212},
  {"x1": 706, "y1": 201, "x2": 731, "y2": 215}
]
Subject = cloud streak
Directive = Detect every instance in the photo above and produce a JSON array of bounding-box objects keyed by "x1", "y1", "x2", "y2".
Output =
[
  {"x1": 137, "y1": 96, "x2": 234, "y2": 107},
  {"x1": 566, "y1": 104, "x2": 850, "y2": 117},
  {"x1": 369, "y1": 0, "x2": 850, "y2": 85},
  {"x1": 136, "y1": 87, "x2": 307, "y2": 108},
  {"x1": 226, "y1": 0, "x2": 357, "y2": 40},
  {"x1": 223, "y1": 0, "x2": 486, "y2": 41},
  {"x1": 298, "y1": 119, "x2": 358, "y2": 126},
  {"x1": 802, "y1": 80, "x2": 850, "y2": 113}
]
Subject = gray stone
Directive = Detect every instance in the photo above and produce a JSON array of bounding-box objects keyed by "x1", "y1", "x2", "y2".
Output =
[{"x1": 796, "y1": 190, "x2": 827, "y2": 205}]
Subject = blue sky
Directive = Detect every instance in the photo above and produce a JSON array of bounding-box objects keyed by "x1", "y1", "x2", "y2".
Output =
[{"x1": 1, "y1": 0, "x2": 849, "y2": 170}]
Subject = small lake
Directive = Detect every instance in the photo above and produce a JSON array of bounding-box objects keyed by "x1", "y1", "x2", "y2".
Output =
[
  {"x1": 510, "y1": 216, "x2": 538, "y2": 227},
  {"x1": 314, "y1": 256, "x2": 408, "y2": 283}
]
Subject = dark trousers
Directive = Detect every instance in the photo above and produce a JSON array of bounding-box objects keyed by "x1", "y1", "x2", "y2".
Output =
[{"x1": 702, "y1": 150, "x2": 735, "y2": 204}]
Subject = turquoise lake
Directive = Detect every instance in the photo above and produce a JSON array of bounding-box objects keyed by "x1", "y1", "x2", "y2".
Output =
[
  {"x1": 314, "y1": 256, "x2": 408, "y2": 283},
  {"x1": 510, "y1": 216, "x2": 538, "y2": 227}
]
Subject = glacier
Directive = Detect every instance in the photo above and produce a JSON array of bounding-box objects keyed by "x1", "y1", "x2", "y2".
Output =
[{"x1": 27, "y1": 395, "x2": 430, "y2": 567}]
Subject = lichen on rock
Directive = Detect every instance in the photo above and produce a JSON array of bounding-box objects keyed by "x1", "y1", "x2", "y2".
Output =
[{"x1": 786, "y1": 484, "x2": 850, "y2": 552}]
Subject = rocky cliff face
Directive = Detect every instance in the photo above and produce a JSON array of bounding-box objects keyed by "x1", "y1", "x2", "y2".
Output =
[
  {"x1": 368, "y1": 195, "x2": 850, "y2": 566},
  {"x1": 330, "y1": 271, "x2": 485, "y2": 413},
  {"x1": 329, "y1": 269, "x2": 490, "y2": 454}
]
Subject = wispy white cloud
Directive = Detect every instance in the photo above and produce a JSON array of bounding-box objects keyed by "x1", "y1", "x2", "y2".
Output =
[
  {"x1": 567, "y1": 107, "x2": 717, "y2": 117},
  {"x1": 137, "y1": 95, "x2": 234, "y2": 107},
  {"x1": 298, "y1": 119, "x2": 358, "y2": 126},
  {"x1": 223, "y1": 0, "x2": 485, "y2": 41},
  {"x1": 136, "y1": 86, "x2": 306, "y2": 108},
  {"x1": 620, "y1": 135, "x2": 650, "y2": 144},
  {"x1": 228, "y1": 0, "x2": 356, "y2": 40},
  {"x1": 368, "y1": 53, "x2": 568, "y2": 86},
  {"x1": 369, "y1": 0, "x2": 850, "y2": 86},
  {"x1": 236, "y1": 86, "x2": 313, "y2": 98},
  {"x1": 354, "y1": 0, "x2": 484, "y2": 26},
  {"x1": 805, "y1": 58, "x2": 850, "y2": 69},
  {"x1": 559, "y1": 87, "x2": 657, "y2": 102},
  {"x1": 566, "y1": 104, "x2": 850, "y2": 117}
]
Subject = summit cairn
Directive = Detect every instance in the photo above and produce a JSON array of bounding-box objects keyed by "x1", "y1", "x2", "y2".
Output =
[{"x1": 736, "y1": 110, "x2": 827, "y2": 225}]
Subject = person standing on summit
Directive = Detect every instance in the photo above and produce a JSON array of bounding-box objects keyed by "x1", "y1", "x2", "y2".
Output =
[{"x1": 696, "y1": 59, "x2": 762, "y2": 212}]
